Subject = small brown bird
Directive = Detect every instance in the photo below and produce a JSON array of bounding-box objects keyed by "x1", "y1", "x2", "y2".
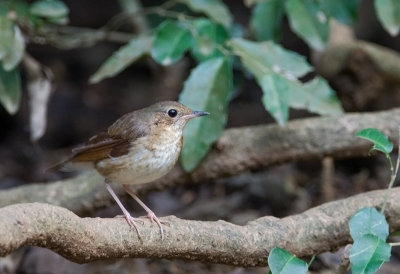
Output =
[{"x1": 56, "y1": 101, "x2": 209, "y2": 239}]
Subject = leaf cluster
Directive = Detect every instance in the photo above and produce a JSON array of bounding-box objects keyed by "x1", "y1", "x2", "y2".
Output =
[{"x1": 0, "y1": 0, "x2": 68, "y2": 114}]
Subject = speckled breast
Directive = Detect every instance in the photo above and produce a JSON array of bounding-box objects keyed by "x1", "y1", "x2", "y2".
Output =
[{"x1": 95, "y1": 133, "x2": 183, "y2": 185}]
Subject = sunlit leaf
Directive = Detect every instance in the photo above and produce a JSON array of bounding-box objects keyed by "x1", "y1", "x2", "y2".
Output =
[
  {"x1": 0, "y1": 16, "x2": 25, "y2": 70},
  {"x1": 179, "y1": 0, "x2": 233, "y2": 29},
  {"x1": 285, "y1": 0, "x2": 329, "y2": 50},
  {"x1": 2, "y1": 26, "x2": 24, "y2": 70},
  {"x1": 268, "y1": 247, "x2": 308, "y2": 274},
  {"x1": 356, "y1": 128, "x2": 393, "y2": 154},
  {"x1": 350, "y1": 234, "x2": 391, "y2": 274},
  {"x1": 151, "y1": 20, "x2": 192, "y2": 66},
  {"x1": 349, "y1": 207, "x2": 389, "y2": 241},
  {"x1": 229, "y1": 38, "x2": 343, "y2": 122},
  {"x1": 290, "y1": 77, "x2": 343, "y2": 116},
  {"x1": 228, "y1": 38, "x2": 312, "y2": 78},
  {"x1": 190, "y1": 18, "x2": 228, "y2": 62},
  {"x1": 0, "y1": 16, "x2": 15, "y2": 60},
  {"x1": 375, "y1": 0, "x2": 400, "y2": 36},
  {"x1": 90, "y1": 35, "x2": 151, "y2": 83},
  {"x1": 30, "y1": 0, "x2": 69, "y2": 18},
  {"x1": 0, "y1": 63, "x2": 21, "y2": 114},
  {"x1": 250, "y1": 0, "x2": 284, "y2": 41},
  {"x1": 229, "y1": 38, "x2": 315, "y2": 124},
  {"x1": 179, "y1": 57, "x2": 232, "y2": 172}
]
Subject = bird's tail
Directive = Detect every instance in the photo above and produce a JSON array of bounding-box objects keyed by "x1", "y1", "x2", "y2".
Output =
[{"x1": 44, "y1": 158, "x2": 69, "y2": 173}]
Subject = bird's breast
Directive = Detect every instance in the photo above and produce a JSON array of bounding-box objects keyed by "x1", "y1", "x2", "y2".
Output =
[{"x1": 95, "y1": 131, "x2": 183, "y2": 185}]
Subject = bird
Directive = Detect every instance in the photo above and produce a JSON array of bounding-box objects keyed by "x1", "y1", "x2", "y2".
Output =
[{"x1": 53, "y1": 101, "x2": 209, "y2": 239}]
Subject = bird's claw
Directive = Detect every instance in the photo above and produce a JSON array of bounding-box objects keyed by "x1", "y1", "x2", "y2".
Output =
[
  {"x1": 118, "y1": 213, "x2": 142, "y2": 240},
  {"x1": 144, "y1": 211, "x2": 165, "y2": 240}
]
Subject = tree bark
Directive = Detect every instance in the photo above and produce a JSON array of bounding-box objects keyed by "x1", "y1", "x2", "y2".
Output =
[{"x1": 0, "y1": 187, "x2": 399, "y2": 266}]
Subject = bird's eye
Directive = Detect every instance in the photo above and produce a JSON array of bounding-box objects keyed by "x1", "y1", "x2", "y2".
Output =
[{"x1": 167, "y1": 109, "x2": 178, "y2": 117}]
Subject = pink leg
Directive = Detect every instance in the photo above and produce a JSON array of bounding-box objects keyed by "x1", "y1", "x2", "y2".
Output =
[
  {"x1": 123, "y1": 184, "x2": 164, "y2": 240},
  {"x1": 105, "y1": 182, "x2": 142, "y2": 239}
]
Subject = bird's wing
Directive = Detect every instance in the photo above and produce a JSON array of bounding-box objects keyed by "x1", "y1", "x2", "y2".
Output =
[
  {"x1": 70, "y1": 131, "x2": 131, "y2": 162},
  {"x1": 49, "y1": 111, "x2": 149, "y2": 171},
  {"x1": 69, "y1": 111, "x2": 149, "y2": 162},
  {"x1": 46, "y1": 132, "x2": 131, "y2": 172}
]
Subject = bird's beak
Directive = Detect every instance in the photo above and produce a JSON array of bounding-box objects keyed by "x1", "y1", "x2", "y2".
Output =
[{"x1": 184, "y1": 110, "x2": 210, "y2": 120}]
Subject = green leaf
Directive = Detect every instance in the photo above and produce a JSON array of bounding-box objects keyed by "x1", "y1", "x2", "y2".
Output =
[
  {"x1": 179, "y1": 0, "x2": 233, "y2": 29},
  {"x1": 0, "y1": 16, "x2": 25, "y2": 71},
  {"x1": 260, "y1": 73, "x2": 289, "y2": 125},
  {"x1": 375, "y1": 0, "x2": 400, "y2": 36},
  {"x1": 268, "y1": 247, "x2": 308, "y2": 274},
  {"x1": 356, "y1": 128, "x2": 393, "y2": 154},
  {"x1": 228, "y1": 38, "x2": 315, "y2": 124},
  {"x1": 151, "y1": 20, "x2": 192, "y2": 66},
  {"x1": 90, "y1": 35, "x2": 151, "y2": 83},
  {"x1": 320, "y1": 0, "x2": 360, "y2": 26},
  {"x1": 190, "y1": 19, "x2": 228, "y2": 62},
  {"x1": 290, "y1": 77, "x2": 343, "y2": 116},
  {"x1": 228, "y1": 38, "x2": 312, "y2": 79},
  {"x1": 285, "y1": 0, "x2": 329, "y2": 50},
  {"x1": 0, "y1": 63, "x2": 22, "y2": 115},
  {"x1": 179, "y1": 57, "x2": 232, "y2": 172},
  {"x1": 2, "y1": 25, "x2": 24, "y2": 70},
  {"x1": 349, "y1": 207, "x2": 389, "y2": 241},
  {"x1": 350, "y1": 234, "x2": 391, "y2": 274},
  {"x1": 229, "y1": 38, "x2": 343, "y2": 122},
  {"x1": 250, "y1": 0, "x2": 284, "y2": 41},
  {"x1": 30, "y1": 0, "x2": 69, "y2": 18}
]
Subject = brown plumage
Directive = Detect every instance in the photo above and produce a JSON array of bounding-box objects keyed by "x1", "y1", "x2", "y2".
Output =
[{"x1": 53, "y1": 101, "x2": 209, "y2": 239}]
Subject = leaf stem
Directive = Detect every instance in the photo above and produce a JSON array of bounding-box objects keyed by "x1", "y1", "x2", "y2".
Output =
[
  {"x1": 308, "y1": 255, "x2": 316, "y2": 266},
  {"x1": 381, "y1": 127, "x2": 400, "y2": 214}
]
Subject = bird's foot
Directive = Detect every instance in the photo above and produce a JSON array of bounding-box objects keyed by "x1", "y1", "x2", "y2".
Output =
[
  {"x1": 143, "y1": 210, "x2": 167, "y2": 240},
  {"x1": 118, "y1": 213, "x2": 142, "y2": 240}
]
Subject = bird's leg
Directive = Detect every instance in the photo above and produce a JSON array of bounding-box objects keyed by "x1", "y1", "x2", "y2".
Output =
[
  {"x1": 105, "y1": 182, "x2": 142, "y2": 239},
  {"x1": 123, "y1": 184, "x2": 164, "y2": 240}
]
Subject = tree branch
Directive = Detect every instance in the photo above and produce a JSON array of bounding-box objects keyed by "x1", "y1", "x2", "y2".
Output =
[
  {"x1": 1, "y1": 108, "x2": 400, "y2": 213},
  {"x1": 1, "y1": 187, "x2": 399, "y2": 265},
  {"x1": 314, "y1": 21, "x2": 400, "y2": 81}
]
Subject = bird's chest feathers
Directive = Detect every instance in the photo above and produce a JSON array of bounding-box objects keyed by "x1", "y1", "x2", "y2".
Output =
[
  {"x1": 96, "y1": 127, "x2": 183, "y2": 184},
  {"x1": 145, "y1": 127, "x2": 182, "y2": 155}
]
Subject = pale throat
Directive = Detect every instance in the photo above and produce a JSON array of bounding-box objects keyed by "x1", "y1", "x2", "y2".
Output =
[{"x1": 148, "y1": 124, "x2": 184, "y2": 149}]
